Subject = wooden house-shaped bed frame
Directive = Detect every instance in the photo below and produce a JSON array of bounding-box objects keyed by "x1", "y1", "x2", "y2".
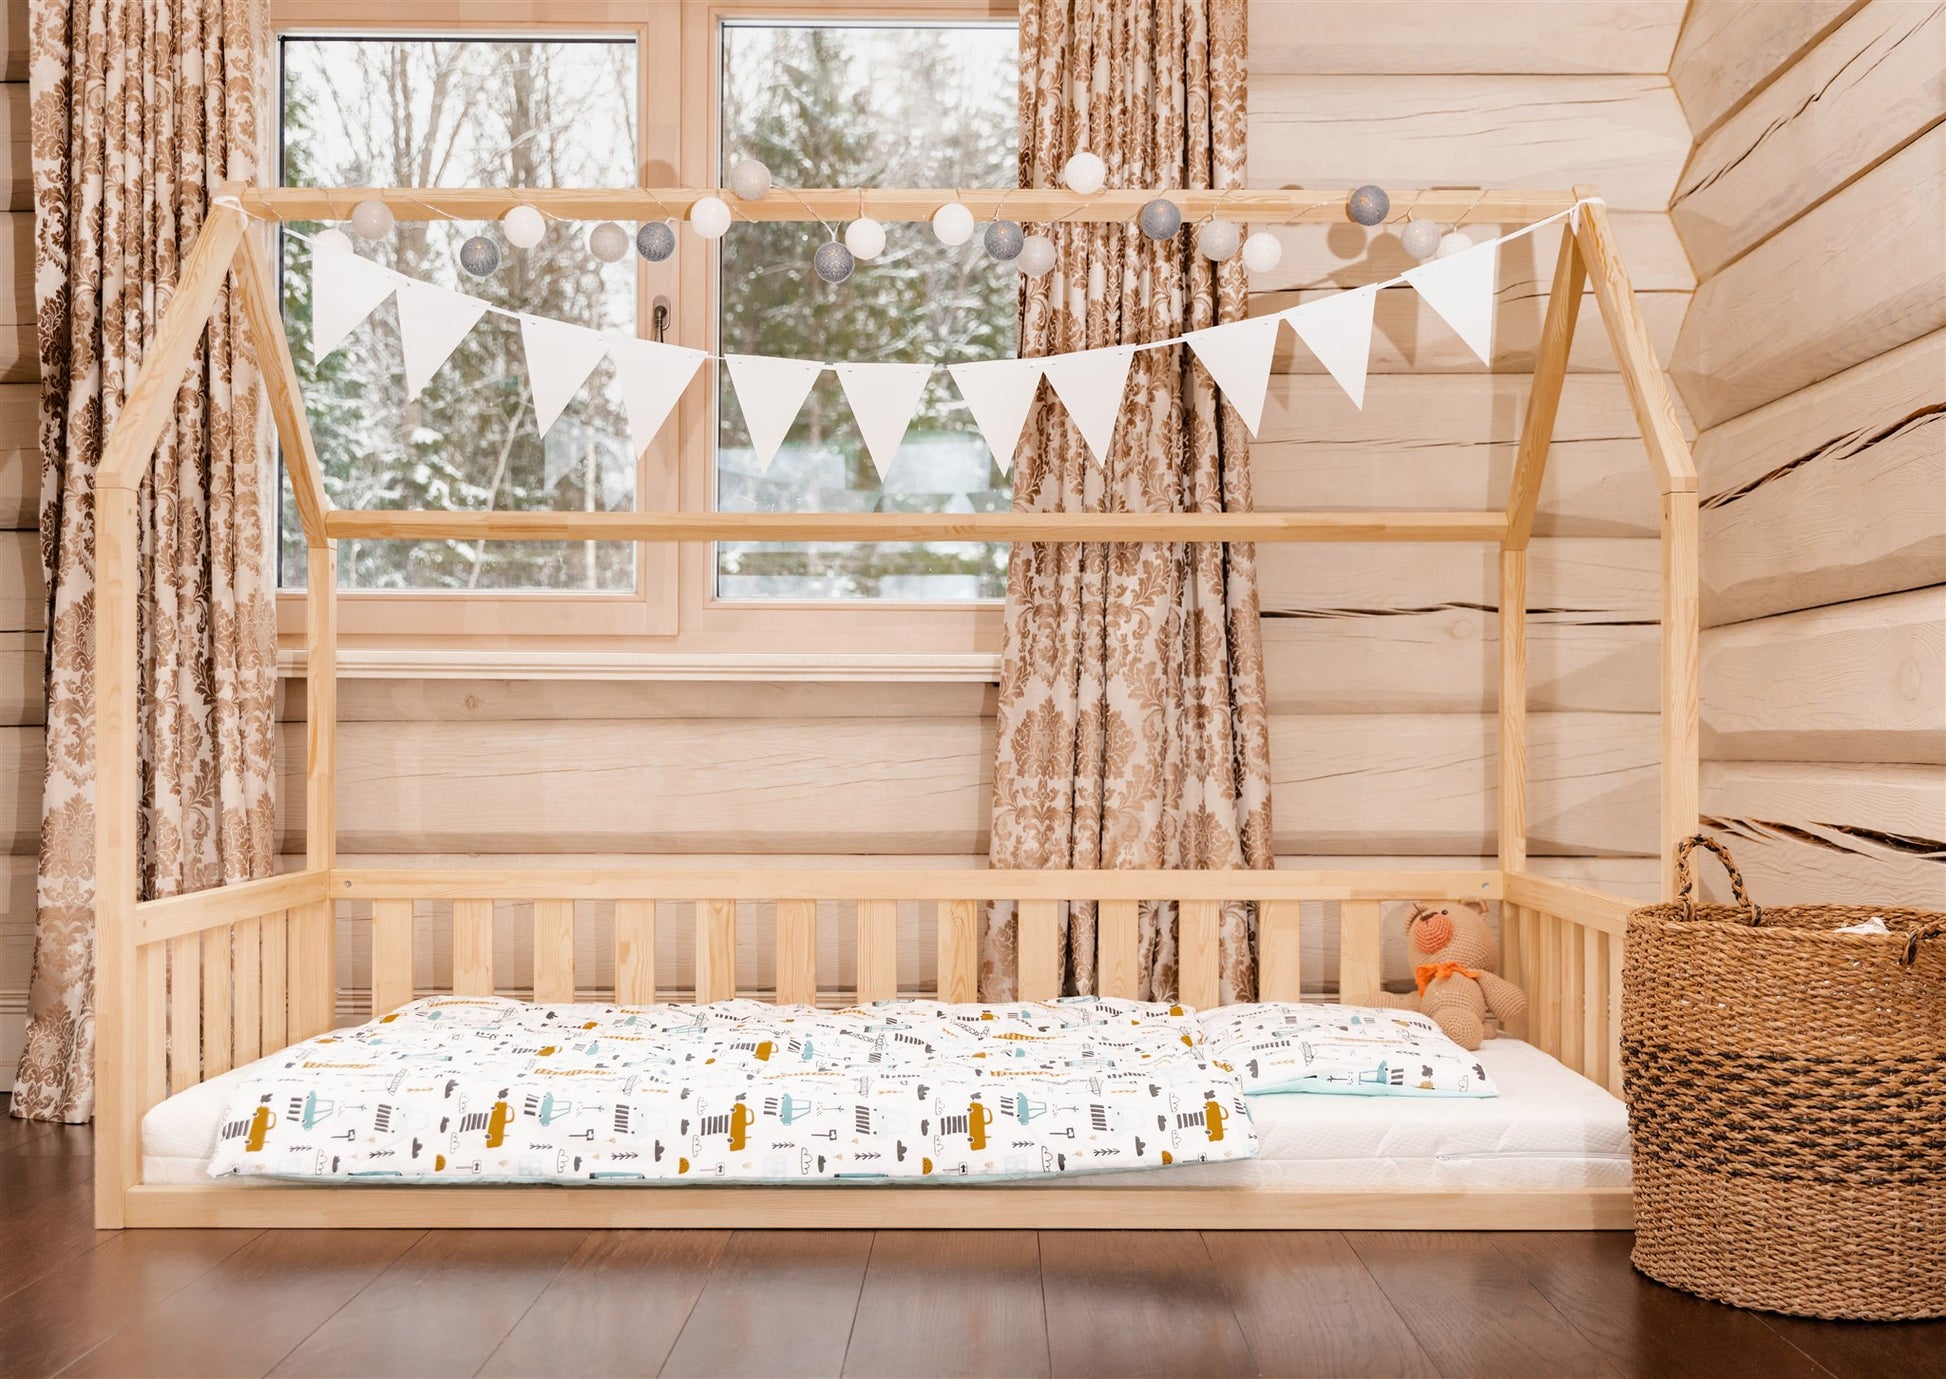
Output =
[{"x1": 89, "y1": 182, "x2": 1696, "y2": 1230}]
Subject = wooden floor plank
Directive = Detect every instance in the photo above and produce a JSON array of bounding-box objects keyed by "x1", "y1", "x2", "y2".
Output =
[
  {"x1": 1494, "y1": 1231, "x2": 1835, "y2": 1378},
  {"x1": 1349, "y1": 1231, "x2": 1620, "y2": 1379},
  {"x1": 0, "y1": 1227, "x2": 259, "y2": 1378},
  {"x1": 843, "y1": 1230, "x2": 1049, "y2": 1379},
  {"x1": 1039, "y1": 1230, "x2": 1257, "y2": 1379},
  {"x1": 60, "y1": 1230, "x2": 425, "y2": 1378},
  {"x1": 1203, "y1": 1231, "x2": 1436, "y2": 1379},
  {"x1": 268, "y1": 1229, "x2": 588, "y2": 1378},
  {"x1": 658, "y1": 1230, "x2": 874, "y2": 1379},
  {"x1": 476, "y1": 1230, "x2": 731, "y2": 1379},
  {"x1": 1754, "y1": 1311, "x2": 1946, "y2": 1379}
]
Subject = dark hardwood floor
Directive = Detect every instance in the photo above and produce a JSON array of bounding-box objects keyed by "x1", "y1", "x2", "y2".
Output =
[{"x1": 4, "y1": 1097, "x2": 1942, "y2": 1379}]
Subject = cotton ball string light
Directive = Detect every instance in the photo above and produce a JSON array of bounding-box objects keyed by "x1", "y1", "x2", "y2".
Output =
[
  {"x1": 350, "y1": 198, "x2": 394, "y2": 241},
  {"x1": 689, "y1": 195, "x2": 732, "y2": 240},
  {"x1": 1061, "y1": 150, "x2": 1106, "y2": 196},
  {"x1": 814, "y1": 240, "x2": 855, "y2": 284},
  {"x1": 1240, "y1": 231, "x2": 1283, "y2": 274},
  {"x1": 1196, "y1": 218, "x2": 1241, "y2": 262},
  {"x1": 728, "y1": 158, "x2": 771, "y2": 201},
  {"x1": 588, "y1": 221, "x2": 630, "y2": 263},
  {"x1": 844, "y1": 217, "x2": 886, "y2": 262},
  {"x1": 635, "y1": 221, "x2": 676, "y2": 263},
  {"x1": 457, "y1": 234, "x2": 501, "y2": 278},
  {"x1": 1400, "y1": 219, "x2": 1443, "y2": 261},
  {"x1": 985, "y1": 219, "x2": 1025, "y2": 261},
  {"x1": 932, "y1": 202, "x2": 975, "y2": 246},
  {"x1": 1436, "y1": 230, "x2": 1473, "y2": 258},
  {"x1": 312, "y1": 227, "x2": 353, "y2": 256},
  {"x1": 1346, "y1": 184, "x2": 1390, "y2": 226},
  {"x1": 1017, "y1": 234, "x2": 1057, "y2": 278},
  {"x1": 1138, "y1": 196, "x2": 1182, "y2": 240},
  {"x1": 501, "y1": 205, "x2": 545, "y2": 250}
]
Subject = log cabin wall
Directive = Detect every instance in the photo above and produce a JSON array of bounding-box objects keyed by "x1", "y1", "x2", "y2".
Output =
[
  {"x1": 2, "y1": 0, "x2": 33, "y2": 1081},
  {"x1": 1668, "y1": 0, "x2": 1945, "y2": 906}
]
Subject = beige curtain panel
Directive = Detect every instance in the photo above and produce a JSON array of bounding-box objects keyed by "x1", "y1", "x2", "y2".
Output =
[
  {"x1": 982, "y1": 0, "x2": 1273, "y2": 1004},
  {"x1": 13, "y1": 0, "x2": 277, "y2": 1122}
]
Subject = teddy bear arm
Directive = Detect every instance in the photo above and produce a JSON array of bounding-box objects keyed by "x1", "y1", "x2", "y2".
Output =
[
  {"x1": 1354, "y1": 990, "x2": 1422, "y2": 1013},
  {"x1": 1476, "y1": 971, "x2": 1528, "y2": 1025}
]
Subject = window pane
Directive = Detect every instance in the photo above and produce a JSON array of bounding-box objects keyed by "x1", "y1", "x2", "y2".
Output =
[
  {"x1": 716, "y1": 23, "x2": 1017, "y2": 601},
  {"x1": 278, "y1": 38, "x2": 638, "y2": 592}
]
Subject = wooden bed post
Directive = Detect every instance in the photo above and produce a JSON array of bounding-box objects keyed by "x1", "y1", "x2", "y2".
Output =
[{"x1": 1572, "y1": 195, "x2": 1700, "y2": 896}]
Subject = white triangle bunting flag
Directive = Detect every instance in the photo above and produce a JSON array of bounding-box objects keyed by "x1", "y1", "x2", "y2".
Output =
[
  {"x1": 947, "y1": 358, "x2": 1044, "y2": 474},
  {"x1": 311, "y1": 247, "x2": 398, "y2": 364},
  {"x1": 520, "y1": 315, "x2": 615, "y2": 437},
  {"x1": 834, "y1": 362, "x2": 935, "y2": 479},
  {"x1": 1041, "y1": 345, "x2": 1137, "y2": 462},
  {"x1": 1283, "y1": 284, "x2": 1379, "y2": 409},
  {"x1": 1184, "y1": 316, "x2": 1282, "y2": 437},
  {"x1": 607, "y1": 337, "x2": 707, "y2": 457},
  {"x1": 1403, "y1": 237, "x2": 1500, "y2": 365},
  {"x1": 724, "y1": 355, "x2": 826, "y2": 471},
  {"x1": 396, "y1": 281, "x2": 490, "y2": 401}
]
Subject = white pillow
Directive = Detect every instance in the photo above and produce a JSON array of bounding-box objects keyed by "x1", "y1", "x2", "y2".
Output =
[{"x1": 1196, "y1": 1002, "x2": 1497, "y2": 1098}]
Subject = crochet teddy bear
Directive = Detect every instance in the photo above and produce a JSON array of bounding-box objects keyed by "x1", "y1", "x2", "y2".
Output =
[{"x1": 1352, "y1": 900, "x2": 1527, "y2": 1051}]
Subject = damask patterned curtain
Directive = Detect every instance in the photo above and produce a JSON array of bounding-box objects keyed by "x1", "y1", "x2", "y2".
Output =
[
  {"x1": 13, "y1": 0, "x2": 277, "y2": 1122},
  {"x1": 981, "y1": 0, "x2": 1273, "y2": 1003}
]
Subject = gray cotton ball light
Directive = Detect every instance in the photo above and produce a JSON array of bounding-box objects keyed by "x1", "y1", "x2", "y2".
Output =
[
  {"x1": 1346, "y1": 184, "x2": 1391, "y2": 226},
  {"x1": 814, "y1": 240, "x2": 855, "y2": 284},
  {"x1": 458, "y1": 234, "x2": 501, "y2": 277},
  {"x1": 1138, "y1": 197, "x2": 1183, "y2": 240},
  {"x1": 984, "y1": 219, "x2": 1025, "y2": 261},
  {"x1": 636, "y1": 221, "x2": 677, "y2": 262}
]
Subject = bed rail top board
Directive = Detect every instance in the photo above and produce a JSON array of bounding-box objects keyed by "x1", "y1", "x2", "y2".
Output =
[{"x1": 89, "y1": 180, "x2": 1693, "y2": 1230}]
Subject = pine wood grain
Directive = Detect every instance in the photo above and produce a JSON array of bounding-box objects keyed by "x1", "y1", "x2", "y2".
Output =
[
  {"x1": 0, "y1": 528, "x2": 40, "y2": 631},
  {"x1": 1689, "y1": 825, "x2": 1944, "y2": 911},
  {"x1": 1670, "y1": 0, "x2": 1866, "y2": 135},
  {"x1": 1249, "y1": 2, "x2": 1685, "y2": 75},
  {"x1": 0, "y1": 629, "x2": 40, "y2": 726},
  {"x1": 1703, "y1": 761, "x2": 1946, "y2": 849}
]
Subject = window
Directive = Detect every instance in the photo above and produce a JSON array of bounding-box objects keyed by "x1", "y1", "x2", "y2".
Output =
[
  {"x1": 715, "y1": 21, "x2": 1018, "y2": 601},
  {"x1": 277, "y1": 36, "x2": 640, "y2": 593}
]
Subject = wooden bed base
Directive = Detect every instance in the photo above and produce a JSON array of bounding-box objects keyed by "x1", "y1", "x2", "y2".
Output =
[{"x1": 89, "y1": 179, "x2": 1696, "y2": 1230}]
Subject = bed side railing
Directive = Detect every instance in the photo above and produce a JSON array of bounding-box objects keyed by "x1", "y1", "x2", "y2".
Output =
[{"x1": 1502, "y1": 871, "x2": 1630, "y2": 1096}]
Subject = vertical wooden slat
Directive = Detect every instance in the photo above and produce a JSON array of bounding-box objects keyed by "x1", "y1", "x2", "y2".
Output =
[
  {"x1": 260, "y1": 910, "x2": 288, "y2": 1051},
  {"x1": 1257, "y1": 899, "x2": 1302, "y2": 1002},
  {"x1": 1661, "y1": 489, "x2": 1701, "y2": 894},
  {"x1": 1497, "y1": 547, "x2": 1529, "y2": 872},
  {"x1": 937, "y1": 900, "x2": 978, "y2": 1004},
  {"x1": 1500, "y1": 903, "x2": 1525, "y2": 993},
  {"x1": 1584, "y1": 927, "x2": 1607, "y2": 1088},
  {"x1": 202, "y1": 925, "x2": 233, "y2": 1077},
  {"x1": 1338, "y1": 900, "x2": 1384, "y2": 1001},
  {"x1": 1096, "y1": 898, "x2": 1139, "y2": 1001},
  {"x1": 289, "y1": 540, "x2": 338, "y2": 1043},
  {"x1": 138, "y1": 943, "x2": 167, "y2": 1112},
  {"x1": 1538, "y1": 912, "x2": 1562, "y2": 1056},
  {"x1": 371, "y1": 899, "x2": 415, "y2": 1016},
  {"x1": 1178, "y1": 899, "x2": 1220, "y2": 1010},
  {"x1": 232, "y1": 917, "x2": 261, "y2": 1065},
  {"x1": 288, "y1": 900, "x2": 336, "y2": 1041},
  {"x1": 1608, "y1": 930, "x2": 1626, "y2": 1098},
  {"x1": 1561, "y1": 919, "x2": 1585, "y2": 1073},
  {"x1": 533, "y1": 899, "x2": 576, "y2": 1002},
  {"x1": 615, "y1": 899, "x2": 657, "y2": 1004},
  {"x1": 775, "y1": 899, "x2": 817, "y2": 1005},
  {"x1": 168, "y1": 934, "x2": 200, "y2": 1095},
  {"x1": 697, "y1": 899, "x2": 736, "y2": 1002},
  {"x1": 453, "y1": 899, "x2": 495, "y2": 997},
  {"x1": 856, "y1": 899, "x2": 898, "y2": 1003},
  {"x1": 1016, "y1": 899, "x2": 1061, "y2": 1002},
  {"x1": 1504, "y1": 229, "x2": 1585, "y2": 547},
  {"x1": 1519, "y1": 903, "x2": 1542, "y2": 1043}
]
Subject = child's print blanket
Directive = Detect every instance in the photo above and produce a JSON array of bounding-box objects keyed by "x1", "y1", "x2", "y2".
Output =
[{"x1": 210, "y1": 996, "x2": 1258, "y2": 1184}]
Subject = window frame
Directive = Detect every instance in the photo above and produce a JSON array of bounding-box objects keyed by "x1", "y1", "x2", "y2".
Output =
[{"x1": 269, "y1": 0, "x2": 1013, "y2": 666}]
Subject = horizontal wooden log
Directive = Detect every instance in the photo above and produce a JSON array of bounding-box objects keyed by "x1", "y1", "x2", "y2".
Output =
[
  {"x1": 0, "y1": 630, "x2": 38, "y2": 726},
  {"x1": 0, "y1": 85, "x2": 22, "y2": 212},
  {"x1": 1674, "y1": 0, "x2": 1946, "y2": 277},
  {"x1": 283, "y1": 677, "x2": 995, "y2": 724},
  {"x1": 1683, "y1": 821, "x2": 1944, "y2": 909},
  {"x1": 0, "y1": 211, "x2": 26, "y2": 328},
  {"x1": 1671, "y1": 129, "x2": 1946, "y2": 429},
  {"x1": 1698, "y1": 331, "x2": 1946, "y2": 624},
  {"x1": 1249, "y1": 75, "x2": 1692, "y2": 212},
  {"x1": 1259, "y1": 537, "x2": 1660, "y2": 623},
  {"x1": 268, "y1": 712, "x2": 1658, "y2": 859},
  {"x1": 1703, "y1": 587, "x2": 1946, "y2": 764},
  {"x1": 0, "y1": 724, "x2": 36, "y2": 854},
  {"x1": 0, "y1": 6, "x2": 25, "y2": 83},
  {"x1": 1249, "y1": 2, "x2": 1685, "y2": 75},
  {"x1": 1670, "y1": 0, "x2": 1862, "y2": 135},
  {"x1": 1703, "y1": 760, "x2": 1946, "y2": 846},
  {"x1": 0, "y1": 530, "x2": 37, "y2": 631},
  {"x1": 1253, "y1": 374, "x2": 1668, "y2": 537},
  {"x1": 0, "y1": 381, "x2": 34, "y2": 528}
]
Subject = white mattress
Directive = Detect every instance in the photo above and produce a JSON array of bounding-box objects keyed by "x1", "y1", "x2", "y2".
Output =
[{"x1": 141, "y1": 1034, "x2": 1628, "y2": 1192}]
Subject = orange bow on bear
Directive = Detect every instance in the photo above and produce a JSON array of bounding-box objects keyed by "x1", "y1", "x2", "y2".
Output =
[{"x1": 1414, "y1": 961, "x2": 1484, "y2": 996}]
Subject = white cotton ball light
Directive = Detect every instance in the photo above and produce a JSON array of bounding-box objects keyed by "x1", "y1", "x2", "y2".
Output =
[
  {"x1": 932, "y1": 201, "x2": 975, "y2": 246},
  {"x1": 1436, "y1": 230, "x2": 1474, "y2": 258},
  {"x1": 312, "y1": 227, "x2": 353, "y2": 256},
  {"x1": 588, "y1": 221, "x2": 630, "y2": 263},
  {"x1": 502, "y1": 205, "x2": 545, "y2": 249},
  {"x1": 1061, "y1": 150, "x2": 1106, "y2": 196},
  {"x1": 1017, "y1": 234, "x2": 1057, "y2": 278},
  {"x1": 689, "y1": 195, "x2": 733, "y2": 240},
  {"x1": 844, "y1": 217, "x2": 886, "y2": 261},
  {"x1": 1240, "y1": 231, "x2": 1283, "y2": 274},
  {"x1": 729, "y1": 158, "x2": 772, "y2": 201},
  {"x1": 1196, "y1": 218, "x2": 1241, "y2": 262},
  {"x1": 350, "y1": 198, "x2": 394, "y2": 241},
  {"x1": 1400, "y1": 219, "x2": 1443, "y2": 261}
]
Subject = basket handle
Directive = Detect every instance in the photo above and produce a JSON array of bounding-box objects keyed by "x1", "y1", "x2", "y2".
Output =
[
  {"x1": 1903, "y1": 922, "x2": 1946, "y2": 969},
  {"x1": 1674, "y1": 835, "x2": 1763, "y2": 926}
]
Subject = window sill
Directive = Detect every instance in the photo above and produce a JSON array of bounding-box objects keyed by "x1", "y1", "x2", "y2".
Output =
[{"x1": 275, "y1": 647, "x2": 1003, "y2": 683}]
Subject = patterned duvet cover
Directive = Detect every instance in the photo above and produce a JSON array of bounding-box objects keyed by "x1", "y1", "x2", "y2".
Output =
[{"x1": 210, "y1": 996, "x2": 1259, "y2": 1184}]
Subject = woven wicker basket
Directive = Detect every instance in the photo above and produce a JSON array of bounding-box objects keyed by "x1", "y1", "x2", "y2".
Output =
[{"x1": 1622, "y1": 836, "x2": 1946, "y2": 1321}]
